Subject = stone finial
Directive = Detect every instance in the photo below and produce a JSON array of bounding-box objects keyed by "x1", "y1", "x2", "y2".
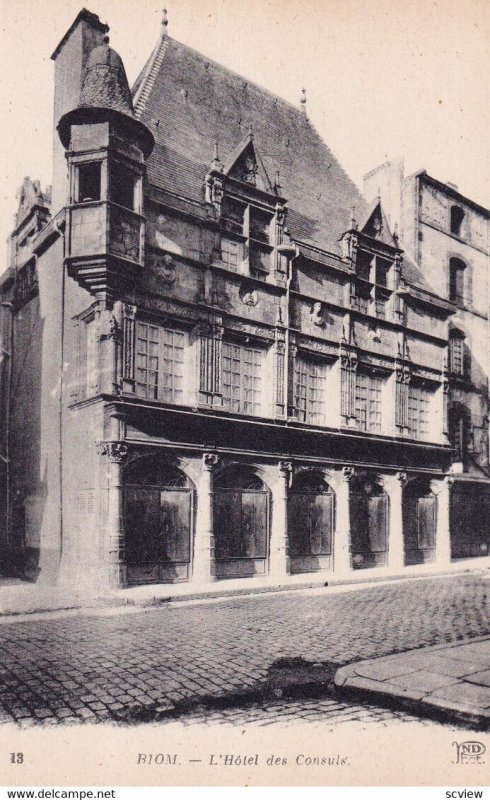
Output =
[
  {"x1": 162, "y1": 8, "x2": 168, "y2": 34},
  {"x1": 300, "y1": 88, "x2": 308, "y2": 119},
  {"x1": 350, "y1": 206, "x2": 357, "y2": 230},
  {"x1": 393, "y1": 222, "x2": 399, "y2": 246},
  {"x1": 211, "y1": 142, "x2": 223, "y2": 172},
  {"x1": 274, "y1": 169, "x2": 281, "y2": 194}
]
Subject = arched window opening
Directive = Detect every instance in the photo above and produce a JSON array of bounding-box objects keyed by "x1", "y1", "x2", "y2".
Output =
[
  {"x1": 214, "y1": 466, "x2": 270, "y2": 575},
  {"x1": 450, "y1": 206, "x2": 465, "y2": 237},
  {"x1": 449, "y1": 258, "x2": 466, "y2": 305},
  {"x1": 288, "y1": 472, "x2": 334, "y2": 569},
  {"x1": 124, "y1": 456, "x2": 194, "y2": 585}
]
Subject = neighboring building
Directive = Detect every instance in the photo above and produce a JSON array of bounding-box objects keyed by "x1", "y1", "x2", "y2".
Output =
[
  {"x1": 0, "y1": 10, "x2": 488, "y2": 593},
  {"x1": 365, "y1": 160, "x2": 490, "y2": 560}
]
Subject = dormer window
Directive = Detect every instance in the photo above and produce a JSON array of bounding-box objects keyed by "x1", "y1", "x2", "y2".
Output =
[
  {"x1": 352, "y1": 248, "x2": 393, "y2": 319},
  {"x1": 450, "y1": 205, "x2": 464, "y2": 237},
  {"x1": 77, "y1": 162, "x2": 101, "y2": 203},
  {"x1": 219, "y1": 196, "x2": 273, "y2": 280}
]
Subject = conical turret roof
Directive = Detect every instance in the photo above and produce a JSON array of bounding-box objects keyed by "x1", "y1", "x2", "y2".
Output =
[
  {"x1": 80, "y1": 36, "x2": 135, "y2": 116},
  {"x1": 57, "y1": 35, "x2": 154, "y2": 157}
]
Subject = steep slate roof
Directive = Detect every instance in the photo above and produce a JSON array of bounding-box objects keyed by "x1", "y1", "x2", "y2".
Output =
[{"x1": 133, "y1": 35, "x2": 368, "y2": 256}]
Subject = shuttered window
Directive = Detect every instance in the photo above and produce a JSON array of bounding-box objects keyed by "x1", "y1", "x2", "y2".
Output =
[
  {"x1": 288, "y1": 492, "x2": 333, "y2": 556},
  {"x1": 214, "y1": 490, "x2": 268, "y2": 559},
  {"x1": 417, "y1": 496, "x2": 436, "y2": 550}
]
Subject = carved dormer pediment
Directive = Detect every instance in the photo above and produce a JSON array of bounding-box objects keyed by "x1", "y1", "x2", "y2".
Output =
[
  {"x1": 358, "y1": 199, "x2": 397, "y2": 247},
  {"x1": 223, "y1": 129, "x2": 273, "y2": 193}
]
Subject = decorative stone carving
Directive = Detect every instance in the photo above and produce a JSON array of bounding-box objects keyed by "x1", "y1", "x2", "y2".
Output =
[
  {"x1": 275, "y1": 203, "x2": 287, "y2": 227},
  {"x1": 311, "y1": 301, "x2": 324, "y2": 327},
  {"x1": 110, "y1": 206, "x2": 140, "y2": 262},
  {"x1": 368, "y1": 323, "x2": 382, "y2": 343},
  {"x1": 203, "y1": 453, "x2": 220, "y2": 471},
  {"x1": 158, "y1": 253, "x2": 176, "y2": 283},
  {"x1": 342, "y1": 466, "x2": 355, "y2": 482},
  {"x1": 239, "y1": 285, "x2": 258, "y2": 307},
  {"x1": 97, "y1": 442, "x2": 128, "y2": 463},
  {"x1": 243, "y1": 154, "x2": 258, "y2": 185},
  {"x1": 99, "y1": 307, "x2": 118, "y2": 340},
  {"x1": 206, "y1": 175, "x2": 224, "y2": 210}
]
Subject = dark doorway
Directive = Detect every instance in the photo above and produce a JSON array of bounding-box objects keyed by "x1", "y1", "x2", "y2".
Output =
[
  {"x1": 450, "y1": 483, "x2": 490, "y2": 559},
  {"x1": 350, "y1": 475, "x2": 389, "y2": 569},
  {"x1": 403, "y1": 478, "x2": 436, "y2": 565},
  {"x1": 214, "y1": 465, "x2": 270, "y2": 579},
  {"x1": 288, "y1": 471, "x2": 334, "y2": 573}
]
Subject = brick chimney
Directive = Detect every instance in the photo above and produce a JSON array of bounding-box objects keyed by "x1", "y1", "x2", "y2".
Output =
[{"x1": 50, "y1": 9, "x2": 109, "y2": 213}]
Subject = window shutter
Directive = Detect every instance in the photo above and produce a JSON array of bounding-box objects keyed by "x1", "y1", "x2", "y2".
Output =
[
  {"x1": 368, "y1": 494, "x2": 388, "y2": 553},
  {"x1": 160, "y1": 490, "x2": 191, "y2": 562},
  {"x1": 241, "y1": 492, "x2": 268, "y2": 558},
  {"x1": 416, "y1": 495, "x2": 436, "y2": 550}
]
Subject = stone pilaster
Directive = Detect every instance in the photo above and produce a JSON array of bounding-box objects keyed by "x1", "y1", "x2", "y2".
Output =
[
  {"x1": 97, "y1": 441, "x2": 128, "y2": 588},
  {"x1": 274, "y1": 338, "x2": 286, "y2": 418},
  {"x1": 192, "y1": 453, "x2": 220, "y2": 584},
  {"x1": 269, "y1": 461, "x2": 292, "y2": 579},
  {"x1": 197, "y1": 323, "x2": 223, "y2": 406},
  {"x1": 334, "y1": 467, "x2": 354, "y2": 574},
  {"x1": 385, "y1": 471, "x2": 407, "y2": 570},
  {"x1": 122, "y1": 303, "x2": 136, "y2": 393},
  {"x1": 431, "y1": 476, "x2": 453, "y2": 566}
]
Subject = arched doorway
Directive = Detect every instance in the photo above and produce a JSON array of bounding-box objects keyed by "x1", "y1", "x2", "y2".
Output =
[
  {"x1": 350, "y1": 475, "x2": 389, "y2": 569},
  {"x1": 288, "y1": 471, "x2": 334, "y2": 574},
  {"x1": 214, "y1": 465, "x2": 270, "y2": 579},
  {"x1": 403, "y1": 478, "x2": 436, "y2": 565},
  {"x1": 124, "y1": 455, "x2": 194, "y2": 585}
]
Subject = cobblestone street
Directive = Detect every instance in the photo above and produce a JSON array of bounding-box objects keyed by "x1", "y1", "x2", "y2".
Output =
[
  {"x1": 0, "y1": 573, "x2": 488, "y2": 727},
  {"x1": 175, "y1": 694, "x2": 447, "y2": 729}
]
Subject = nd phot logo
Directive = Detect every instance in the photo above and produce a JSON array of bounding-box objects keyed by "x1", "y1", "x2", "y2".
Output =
[{"x1": 452, "y1": 741, "x2": 486, "y2": 765}]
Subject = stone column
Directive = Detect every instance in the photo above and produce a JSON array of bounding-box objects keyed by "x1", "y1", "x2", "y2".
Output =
[
  {"x1": 193, "y1": 453, "x2": 219, "y2": 584},
  {"x1": 386, "y1": 471, "x2": 407, "y2": 570},
  {"x1": 269, "y1": 461, "x2": 291, "y2": 579},
  {"x1": 432, "y1": 476, "x2": 453, "y2": 566},
  {"x1": 334, "y1": 467, "x2": 354, "y2": 574},
  {"x1": 98, "y1": 441, "x2": 128, "y2": 588}
]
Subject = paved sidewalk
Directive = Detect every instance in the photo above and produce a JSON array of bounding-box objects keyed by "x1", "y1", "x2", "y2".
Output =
[{"x1": 335, "y1": 636, "x2": 490, "y2": 729}]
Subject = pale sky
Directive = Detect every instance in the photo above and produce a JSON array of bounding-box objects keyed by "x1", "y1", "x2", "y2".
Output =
[{"x1": 1, "y1": 0, "x2": 489, "y2": 262}]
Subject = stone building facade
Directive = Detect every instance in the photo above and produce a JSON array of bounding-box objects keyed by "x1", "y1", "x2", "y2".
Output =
[
  {"x1": 0, "y1": 10, "x2": 488, "y2": 594},
  {"x1": 365, "y1": 161, "x2": 490, "y2": 561}
]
